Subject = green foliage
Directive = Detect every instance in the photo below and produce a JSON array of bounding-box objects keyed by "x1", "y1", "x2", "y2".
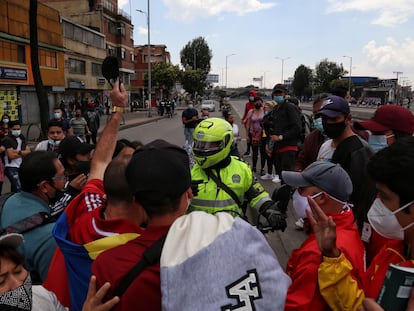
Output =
[
  {"x1": 146, "y1": 62, "x2": 180, "y2": 92},
  {"x1": 180, "y1": 69, "x2": 207, "y2": 96},
  {"x1": 180, "y1": 37, "x2": 212, "y2": 76},
  {"x1": 330, "y1": 79, "x2": 350, "y2": 91},
  {"x1": 314, "y1": 59, "x2": 346, "y2": 93},
  {"x1": 292, "y1": 65, "x2": 313, "y2": 97}
]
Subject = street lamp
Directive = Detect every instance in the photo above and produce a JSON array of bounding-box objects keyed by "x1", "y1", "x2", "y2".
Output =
[
  {"x1": 343, "y1": 56, "x2": 352, "y2": 95},
  {"x1": 137, "y1": 1, "x2": 151, "y2": 117},
  {"x1": 225, "y1": 53, "x2": 236, "y2": 88},
  {"x1": 275, "y1": 57, "x2": 290, "y2": 83}
]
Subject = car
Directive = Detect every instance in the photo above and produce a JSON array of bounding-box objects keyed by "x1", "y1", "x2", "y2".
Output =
[{"x1": 201, "y1": 100, "x2": 216, "y2": 112}]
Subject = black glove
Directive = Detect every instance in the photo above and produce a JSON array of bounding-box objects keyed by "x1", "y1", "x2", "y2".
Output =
[
  {"x1": 191, "y1": 180, "x2": 203, "y2": 197},
  {"x1": 259, "y1": 201, "x2": 287, "y2": 232}
]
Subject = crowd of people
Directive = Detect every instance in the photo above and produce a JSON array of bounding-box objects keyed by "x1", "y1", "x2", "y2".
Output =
[{"x1": 1, "y1": 77, "x2": 414, "y2": 311}]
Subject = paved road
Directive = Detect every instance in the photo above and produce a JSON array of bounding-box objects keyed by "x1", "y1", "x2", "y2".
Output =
[
  {"x1": 117, "y1": 101, "x2": 308, "y2": 268},
  {"x1": 13, "y1": 99, "x2": 379, "y2": 268}
]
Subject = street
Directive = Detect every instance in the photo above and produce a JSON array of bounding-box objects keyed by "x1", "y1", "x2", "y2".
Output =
[{"x1": 118, "y1": 100, "x2": 308, "y2": 269}]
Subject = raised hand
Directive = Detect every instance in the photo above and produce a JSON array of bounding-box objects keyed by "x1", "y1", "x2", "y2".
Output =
[{"x1": 306, "y1": 196, "x2": 340, "y2": 257}]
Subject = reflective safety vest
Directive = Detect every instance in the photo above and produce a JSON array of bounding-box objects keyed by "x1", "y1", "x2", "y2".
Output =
[{"x1": 189, "y1": 156, "x2": 271, "y2": 217}]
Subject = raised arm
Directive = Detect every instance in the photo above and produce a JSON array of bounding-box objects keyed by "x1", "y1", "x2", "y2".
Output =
[{"x1": 88, "y1": 80, "x2": 128, "y2": 181}]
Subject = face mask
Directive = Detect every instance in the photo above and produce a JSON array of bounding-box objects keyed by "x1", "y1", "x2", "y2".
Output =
[
  {"x1": 188, "y1": 104, "x2": 193, "y2": 109},
  {"x1": 54, "y1": 112, "x2": 61, "y2": 119},
  {"x1": 75, "y1": 160, "x2": 91, "y2": 175},
  {"x1": 254, "y1": 104, "x2": 262, "y2": 109},
  {"x1": 273, "y1": 96, "x2": 284, "y2": 103},
  {"x1": 368, "y1": 134, "x2": 394, "y2": 153},
  {"x1": 3, "y1": 118, "x2": 9, "y2": 123},
  {"x1": 322, "y1": 120, "x2": 346, "y2": 139},
  {"x1": 312, "y1": 117, "x2": 324, "y2": 132},
  {"x1": 368, "y1": 198, "x2": 414, "y2": 240},
  {"x1": 0, "y1": 274, "x2": 32, "y2": 310},
  {"x1": 249, "y1": 96, "x2": 255, "y2": 102},
  {"x1": 11, "y1": 130, "x2": 21, "y2": 137},
  {"x1": 76, "y1": 114, "x2": 81, "y2": 117},
  {"x1": 292, "y1": 190, "x2": 323, "y2": 219},
  {"x1": 48, "y1": 139, "x2": 61, "y2": 146}
]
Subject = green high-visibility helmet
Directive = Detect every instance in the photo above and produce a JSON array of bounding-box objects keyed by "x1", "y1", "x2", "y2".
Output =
[{"x1": 192, "y1": 117, "x2": 234, "y2": 169}]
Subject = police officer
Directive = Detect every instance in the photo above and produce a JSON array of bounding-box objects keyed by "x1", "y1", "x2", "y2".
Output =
[{"x1": 189, "y1": 117, "x2": 286, "y2": 231}]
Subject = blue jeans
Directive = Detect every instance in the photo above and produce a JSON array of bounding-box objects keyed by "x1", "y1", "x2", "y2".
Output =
[
  {"x1": 5, "y1": 167, "x2": 21, "y2": 193},
  {"x1": 184, "y1": 127, "x2": 195, "y2": 144}
]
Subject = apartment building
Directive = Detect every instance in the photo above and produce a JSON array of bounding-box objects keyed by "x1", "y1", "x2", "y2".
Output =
[{"x1": 0, "y1": 0, "x2": 65, "y2": 124}]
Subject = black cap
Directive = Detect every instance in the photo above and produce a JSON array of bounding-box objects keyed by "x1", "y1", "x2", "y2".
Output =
[
  {"x1": 126, "y1": 139, "x2": 191, "y2": 200},
  {"x1": 272, "y1": 84, "x2": 287, "y2": 94},
  {"x1": 59, "y1": 136, "x2": 94, "y2": 160}
]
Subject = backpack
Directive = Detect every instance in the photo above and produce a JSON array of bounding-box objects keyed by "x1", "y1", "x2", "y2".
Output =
[{"x1": 0, "y1": 193, "x2": 52, "y2": 235}]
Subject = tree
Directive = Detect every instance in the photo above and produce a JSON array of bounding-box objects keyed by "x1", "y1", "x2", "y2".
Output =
[
  {"x1": 180, "y1": 37, "x2": 212, "y2": 76},
  {"x1": 314, "y1": 59, "x2": 346, "y2": 93},
  {"x1": 292, "y1": 65, "x2": 313, "y2": 98},
  {"x1": 30, "y1": 0, "x2": 49, "y2": 137},
  {"x1": 330, "y1": 79, "x2": 351, "y2": 92},
  {"x1": 180, "y1": 69, "x2": 206, "y2": 98},
  {"x1": 145, "y1": 62, "x2": 181, "y2": 98}
]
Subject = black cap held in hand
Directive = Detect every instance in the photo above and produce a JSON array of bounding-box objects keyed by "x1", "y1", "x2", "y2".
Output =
[{"x1": 102, "y1": 56, "x2": 119, "y2": 86}]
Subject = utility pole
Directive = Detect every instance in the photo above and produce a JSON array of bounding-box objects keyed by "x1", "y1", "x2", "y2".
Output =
[
  {"x1": 275, "y1": 57, "x2": 290, "y2": 83},
  {"x1": 393, "y1": 71, "x2": 403, "y2": 104}
]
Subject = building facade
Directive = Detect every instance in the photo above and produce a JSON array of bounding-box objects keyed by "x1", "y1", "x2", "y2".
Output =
[
  {"x1": 131, "y1": 44, "x2": 171, "y2": 103},
  {"x1": 41, "y1": 0, "x2": 135, "y2": 101},
  {"x1": 0, "y1": 0, "x2": 65, "y2": 124}
]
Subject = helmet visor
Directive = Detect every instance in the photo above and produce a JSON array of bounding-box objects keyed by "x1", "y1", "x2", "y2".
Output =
[{"x1": 193, "y1": 140, "x2": 224, "y2": 157}]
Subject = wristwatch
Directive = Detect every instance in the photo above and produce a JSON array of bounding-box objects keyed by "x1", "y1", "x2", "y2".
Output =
[
  {"x1": 111, "y1": 106, "x2": 125, "y2": 113},
  {"x1": 278, "y1": 135, "x2": 283, "y2": 141}
]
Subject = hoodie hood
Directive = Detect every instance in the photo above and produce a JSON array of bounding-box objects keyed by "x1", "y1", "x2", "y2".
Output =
[{"x1": 249, "y1": 90, "x2": 257, "y2": 97}]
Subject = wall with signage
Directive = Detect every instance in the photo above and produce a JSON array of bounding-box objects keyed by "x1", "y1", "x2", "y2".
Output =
[{"x1": 0, "y1": 86, "x2": 19, "y2": 121}]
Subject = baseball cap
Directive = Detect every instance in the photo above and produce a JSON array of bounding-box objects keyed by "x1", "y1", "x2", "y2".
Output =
[
  {"x1": 0, "y1": 233, "x2": 24, "y2": 248},
  {"x1": 354, "y1": 105, "x2": 414, "y2": 134},
  {"x1": 282, "y1": 161, "x2": 353, "y2": 202},
  {"x1": 317, "y1": 95, "x2": 350, "y2": 118},
  {"x1": 272, "y1": 84, "x2": 287, "y2": 94},
  {"x1": 126, "y1": 139, "x2": 191, "y2": 200},
  {"x1": 59, "y1": 136, "x2": 94, "y2": 159}
]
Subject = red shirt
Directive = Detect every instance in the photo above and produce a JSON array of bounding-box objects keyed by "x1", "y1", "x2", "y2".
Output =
[
  {"x1": 364, "y1": 241, "x2": 408, "y2": 298},
  {"x1": 43, "y1": 179, "x2": 141, "y2": 308},
  {"x1": 92, "y1": 225, "x2": 170, "y2": 311},
  {"x1": 285, "y1": 210, "x2": 365, "y2": 311},
  {"x1": 242, "y1": 101, "x2": 255, "y2": 122}
]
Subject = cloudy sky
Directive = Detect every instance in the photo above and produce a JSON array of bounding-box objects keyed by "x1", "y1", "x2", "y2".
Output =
[{"x1": 120, "y1": 0, "x2": 414, "y2": 88}]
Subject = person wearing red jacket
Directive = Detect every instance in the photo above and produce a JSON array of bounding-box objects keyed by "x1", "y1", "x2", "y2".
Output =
[
  {"x1": 312, "y1": 137, "x2": 414, "y2": 310},
  {"x1": 281, "y1": 161, "x2": 365, "y2": 311},
  {"x1": 241, "y1": 89, "x2": 257, "y2": 156}
]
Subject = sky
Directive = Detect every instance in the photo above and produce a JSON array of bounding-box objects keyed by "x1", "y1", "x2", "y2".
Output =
[{"x1": 119, "y1": 0, "x2": 414, "y2": 89}]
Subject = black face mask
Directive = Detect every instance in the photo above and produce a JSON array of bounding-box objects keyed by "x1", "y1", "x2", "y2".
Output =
[
  {"x1": 75, "y1": 160, "x2": 91, "y2": 175},
  {"x1": 254, "y1": 104, "x2": 262, "y2": 109},
  {"x1": 322, "y1": 120, "x2": 346, "y2": 139}
]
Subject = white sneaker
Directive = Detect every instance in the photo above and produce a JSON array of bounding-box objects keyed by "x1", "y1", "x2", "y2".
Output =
[
  {"x1": 295, "y1": 218, "x2": 304, "y2": 230},
  {"x1": 271, "y1": 175, "x2": 281, "y2": 183},
  {"x1": 260, "y1": 173, "x2": 273, "y2": 180}
]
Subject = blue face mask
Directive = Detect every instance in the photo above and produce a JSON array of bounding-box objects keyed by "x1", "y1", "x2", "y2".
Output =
[
  {"x1": 48, "y1": 139, "x2": 61, "y2": 146},
  {"x1": 249, "y1": 96, "x2": 255, "y2": 102},
  {"x1": 368, "y1": 134, "x2": 394, "y2": 153},
  {"x1": 312, "y1": 117, "x2": 324, "y2": 132},
  {"x1": 273, "y1": 96, "x2": 284, "y2": 103},
  {"x1": 188, "y1": 104, "x2": 193, "y2": 109}
]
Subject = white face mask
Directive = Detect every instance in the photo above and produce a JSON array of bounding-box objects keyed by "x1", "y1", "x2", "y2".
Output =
[
  {"x1": 368, "y1": 198, "x2": 414, "y2": 240},
  {"x1": 292, "y1": 190, "x2": 322, "y2": 219}
]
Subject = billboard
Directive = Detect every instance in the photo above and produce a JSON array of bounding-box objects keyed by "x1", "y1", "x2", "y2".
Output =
[{"x1": 206, "y1": 74, "x2": 219, "y2": 83}]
